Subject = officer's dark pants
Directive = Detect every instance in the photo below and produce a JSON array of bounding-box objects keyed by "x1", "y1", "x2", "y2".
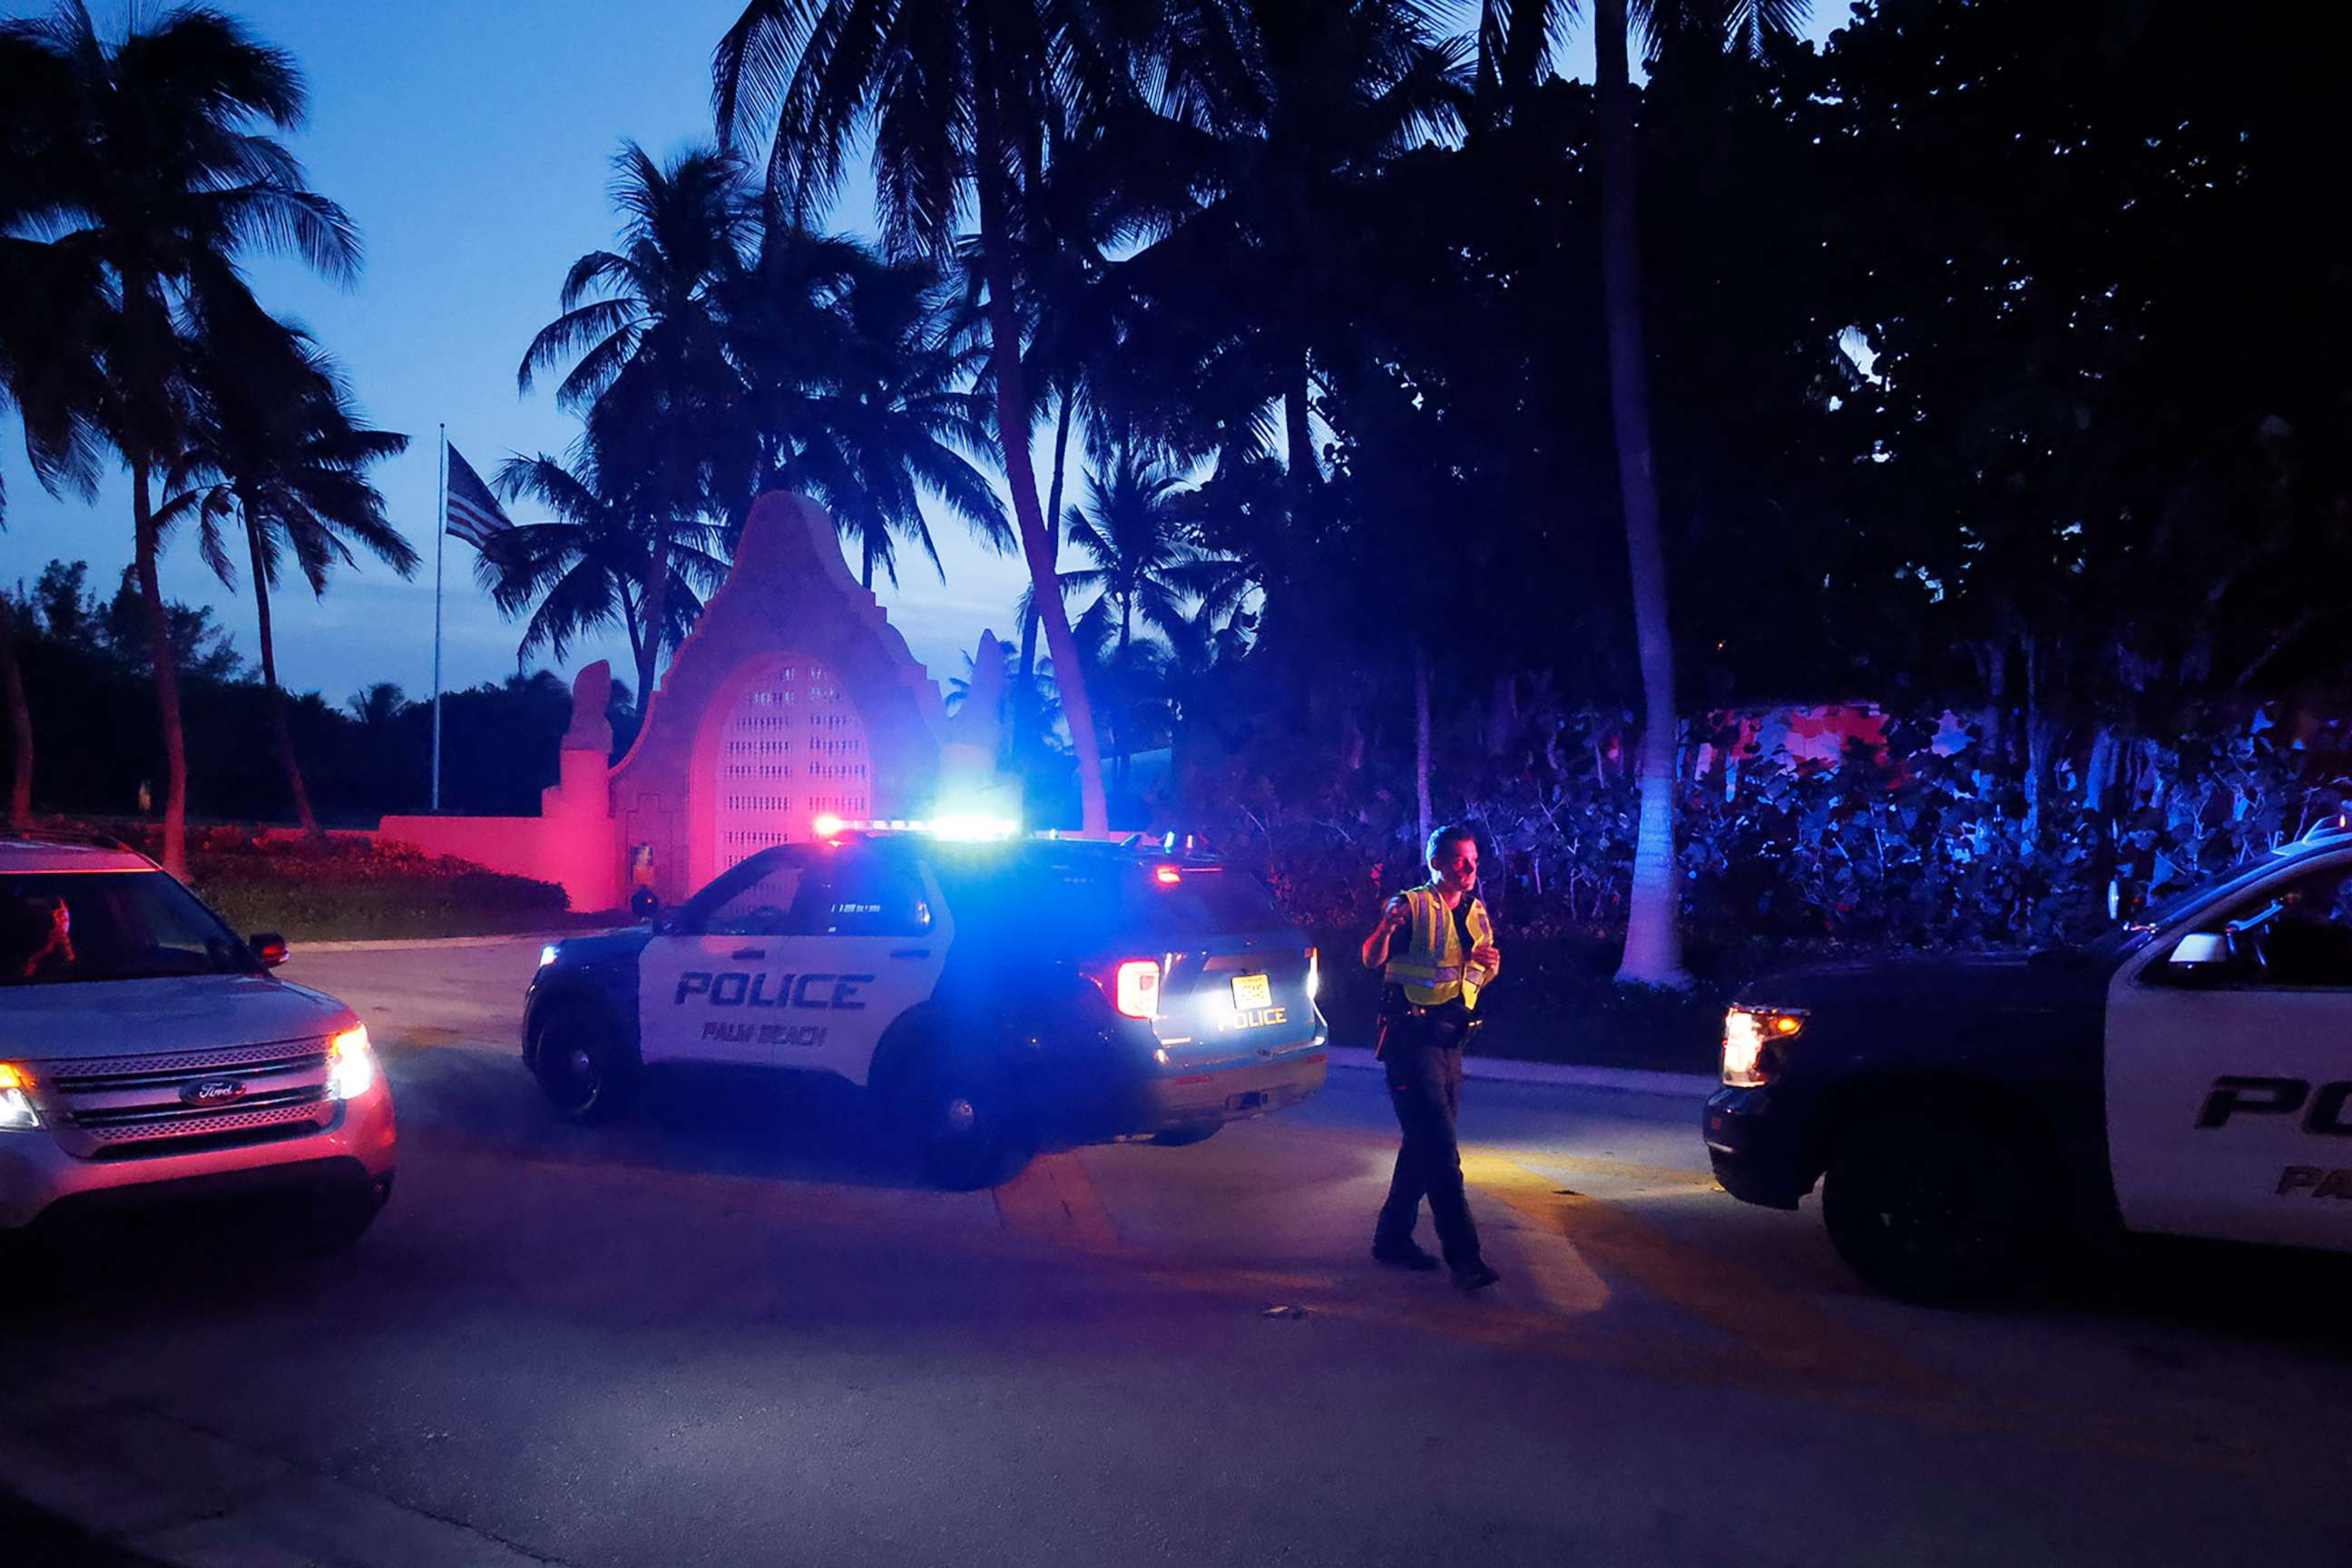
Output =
[{"x1": 1372, "y1": 1012, "x2": 1485, "y2": 1273}]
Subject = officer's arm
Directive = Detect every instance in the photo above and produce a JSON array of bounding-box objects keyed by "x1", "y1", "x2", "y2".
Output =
[
  {"x1": 1471, "y1": 906, "x2": 1501, "y2": 983},
  {"x1": 1361, "y1": 900, "x2": 1406, "y2": 970}
]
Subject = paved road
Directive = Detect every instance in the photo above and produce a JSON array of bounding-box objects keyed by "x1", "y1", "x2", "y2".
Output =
[{"x1": 5, "y1": 936, "x2": 2348, "y2": 1567}]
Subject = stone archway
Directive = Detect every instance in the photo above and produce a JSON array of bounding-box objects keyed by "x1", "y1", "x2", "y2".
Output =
[{"x1": 606, "y1": 493, "x2": 946, "y2": 904}]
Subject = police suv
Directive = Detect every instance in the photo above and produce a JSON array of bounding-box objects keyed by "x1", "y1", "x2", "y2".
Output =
[
  {"x1": 0, "y1": 834, "x2": 395, "y2": 1250},
  {"x1": 524, "y1": 827, "x2": 1329, "y2": 1187},
  {"x1": 1706, "y1": 818, "x2": 2352, "y2": 1302}
]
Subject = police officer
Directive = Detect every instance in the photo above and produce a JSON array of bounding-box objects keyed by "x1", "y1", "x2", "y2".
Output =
[{"x1": 1361, "y1": 824, "x2": 1502, "y2": 1291}]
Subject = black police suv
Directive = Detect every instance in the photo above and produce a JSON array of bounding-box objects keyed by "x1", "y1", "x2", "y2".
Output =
[
  {"x1": 524, "y1": 833, "x2": 1328, "y2": 1188},
  {"x1": 1706, "y1": 822, "x2": 2352, "y2": 1301}
]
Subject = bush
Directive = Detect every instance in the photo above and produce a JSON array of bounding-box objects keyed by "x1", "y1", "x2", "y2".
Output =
[
  {"x1": 1190, "y1": 702, "x2": 2352, "y2": 956},
  {"x1": 74, "y1": 822, "x2": 572, "y2": 942}
]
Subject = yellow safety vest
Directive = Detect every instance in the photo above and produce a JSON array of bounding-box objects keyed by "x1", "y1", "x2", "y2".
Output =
[{"x1": 1385, "y1": 885, "x2": 1494, "y2": 1011}]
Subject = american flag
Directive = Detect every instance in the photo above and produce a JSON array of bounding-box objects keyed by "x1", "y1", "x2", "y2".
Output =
[{"x1": 444, "y1": 444, "x2": 514, "y2": 550}]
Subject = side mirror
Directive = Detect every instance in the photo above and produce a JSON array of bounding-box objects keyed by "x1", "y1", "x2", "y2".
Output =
[
  {"x1": 250, "y1": 932, "x2": 290, "y2": 968},
  {"x1": 630, "y1": 887, "x2": 662, "y2": 924}
]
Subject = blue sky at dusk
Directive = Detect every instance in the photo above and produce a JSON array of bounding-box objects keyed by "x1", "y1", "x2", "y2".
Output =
[{"x1": 0, "y1": 0, "x2": 1857, "y2": 713}]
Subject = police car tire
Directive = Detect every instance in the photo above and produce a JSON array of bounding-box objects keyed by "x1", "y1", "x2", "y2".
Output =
[
  {"x1": 905, "y1": 1057, "x2": 1034, "y2": 1191},
  {"x1": 534, "y1": 997, "x2": 639, "y2": 1122},
  {"x1": 1821, "y1": 1109, "x2": 2044, "y2": 1304}
]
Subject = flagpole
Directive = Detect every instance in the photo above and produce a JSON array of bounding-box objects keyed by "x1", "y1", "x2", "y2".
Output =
[{"x1": 431, "y1": 424, "x2": 446, "y2": 813}]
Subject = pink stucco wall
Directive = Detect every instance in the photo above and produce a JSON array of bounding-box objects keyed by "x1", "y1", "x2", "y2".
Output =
[{"x1": 377, "y1": 814, "x2": 617, "y2": 911}]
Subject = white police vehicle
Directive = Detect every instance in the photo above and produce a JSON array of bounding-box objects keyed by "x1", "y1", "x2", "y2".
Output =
[
  {"x1": 1707, "y1": 818, "x2": 2352, "y2": 1302},
  {"x1": 524, "y1": 825, "x2": 1329, "y2": 1187},
  {"x1": 0, "y1": 834, "x2": 395, "y2": 1251}
]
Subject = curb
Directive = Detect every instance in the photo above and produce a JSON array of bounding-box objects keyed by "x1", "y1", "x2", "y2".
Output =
[
  {"x1": 291, "y1": 931, "x2": 592, "y2": 954},
  {"x1": 1323, "y1": 1045, "x2": 1716, "y2": 1099}
]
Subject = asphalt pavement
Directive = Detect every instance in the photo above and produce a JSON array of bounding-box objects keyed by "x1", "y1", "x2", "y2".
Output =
[{"x1": 4, "y1": 936, "x2": 2347, "y2": 1567}]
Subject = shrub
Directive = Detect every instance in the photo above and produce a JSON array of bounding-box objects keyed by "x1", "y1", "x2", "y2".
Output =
[{"x1": 56, "y1": 821, "x2": 570, "y2": 942}]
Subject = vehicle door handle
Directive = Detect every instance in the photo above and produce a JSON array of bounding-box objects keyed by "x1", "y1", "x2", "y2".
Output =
[
  {"x1": 730, "y1": 947, "x2": 766, "y2": 962},
  {"x1": 889, "y1": 948, "x2": 930, "y2": 960}
]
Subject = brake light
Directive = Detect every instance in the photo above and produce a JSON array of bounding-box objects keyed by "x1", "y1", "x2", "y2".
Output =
[
  {"x1": 1109, "y1": 958, "x2": 1162, "y2": 1020},
  {"x1": 1153, "y1": 865, "x2": 1182, "y2": 886},
  {"x1": 1307, "y1": 946, "x2": 1320, "y2": 1001}
]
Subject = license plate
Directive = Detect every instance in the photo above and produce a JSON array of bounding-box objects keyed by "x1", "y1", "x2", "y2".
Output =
[{"x1": 1230, "y1": 973, "x2": 1272, "y2": 1010}]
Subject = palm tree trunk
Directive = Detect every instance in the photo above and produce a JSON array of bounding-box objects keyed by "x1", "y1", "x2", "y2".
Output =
[
  {"x1": 1414, "y1": 638, "x2": 1433, "y2": 855},
  {"x1": 132, "y1": 458, "x2": 190, "y2": 877},
  {"x1": 1597, "y1": 0, "x2": 1689, "y2": 989},
  {"x1": 1017, "y1": 390, "x2": 1076, "y2": 760},
  {"x1": 638, "y1": 535, "x2": 671, "y2": 712},
  {"x1": 619, "y1": 580, "x2": 649, "y2": 713},
  {"x1": 241, "y1": 505, "x2": 321, "y2": 838},
  {"x1": 1115, "y1": 596, "x2": 1134, "y2": 793},
  {"x1": 0, "y1": 596, "x2": 34, "y2": 828},
  {"x1": 972, "y1": 52, "x2": 1107, "y2": 834}
]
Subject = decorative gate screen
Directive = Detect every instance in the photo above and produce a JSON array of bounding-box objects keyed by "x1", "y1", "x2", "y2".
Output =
[{"x1": 713, "y1": 657, "x2": 870, "y2": 873}]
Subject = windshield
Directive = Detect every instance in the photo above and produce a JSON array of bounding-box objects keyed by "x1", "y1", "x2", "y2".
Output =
[
  {"x1": 1, "y1": 871, "x2": 260, "y2": 987},
  {"x1": 2085, "y1": 855, "x2": 2308, "y2": 965}
]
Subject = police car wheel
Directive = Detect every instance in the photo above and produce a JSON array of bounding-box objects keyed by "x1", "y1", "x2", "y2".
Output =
[
  {"x1": 906, "y1": 1060, "x2": 1034, "y2": 1191},
  {"x1": 534, "y1": 999, "x2": 638, "y2": 1122},
  {"x1": 1822, "y1": 1112, "x2": 2042, "y2": 1304}
]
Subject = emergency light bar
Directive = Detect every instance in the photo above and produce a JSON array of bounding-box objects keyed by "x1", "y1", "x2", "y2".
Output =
[{"x1": 813, "y1": 812, "x2": 1021, "y2": 842}]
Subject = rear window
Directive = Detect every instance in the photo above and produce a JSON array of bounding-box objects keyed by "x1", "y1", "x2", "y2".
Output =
[{"x1": 932, "y1": 849, "x2": 1290, "y2": 946}]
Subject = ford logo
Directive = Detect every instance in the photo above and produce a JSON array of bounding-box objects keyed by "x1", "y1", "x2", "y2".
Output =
[{"x1": 181, "y1": 1078, "x2": 248, "y2": 1106}]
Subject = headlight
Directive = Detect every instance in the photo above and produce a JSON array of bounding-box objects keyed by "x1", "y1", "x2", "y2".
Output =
[
  {"x1": 539, "y1": 944, "x2": 562, "y2": 970},
  {"x1": 1722, "y1": 1006, "x2": 1804, "y2": 1089},
  {"x1": 0, "y1": 1062, "x2": 38, "y2": 1131},
  {"x1": 326, "y1": 1025, "x2": 376, "y2": 1100}
]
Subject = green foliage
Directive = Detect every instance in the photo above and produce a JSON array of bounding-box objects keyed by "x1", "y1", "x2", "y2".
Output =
[
  {"x1": 141, "y1": 825, "x2": 567, "y2": 942},
  {"x1": 1196, "y1": 700, "x2": 2352, "y2": 956}
]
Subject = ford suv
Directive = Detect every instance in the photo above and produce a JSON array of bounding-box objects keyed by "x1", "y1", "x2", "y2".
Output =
[{"x1": 0, "y1": 834, "x2": 396, "y2": 1250}]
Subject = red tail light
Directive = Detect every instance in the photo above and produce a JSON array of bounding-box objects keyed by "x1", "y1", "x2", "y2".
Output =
[{"x1": 1094, "y1": 958, "x2": 1162, "y2": 1020}]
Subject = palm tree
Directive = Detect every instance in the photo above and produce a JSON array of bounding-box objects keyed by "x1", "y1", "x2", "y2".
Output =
[
  {"x1": 1, "y1": 183, "x2": 104, "y2": 828},
  {"x1": 936, "y1": 117, "x2": 1142, "y2": 759},
  {"x1": 713, "y1": 0, "x2": 1136, "y2": 833},
  {"x1": 1053, "y1": 448, "x2": 1246, "y2": 789},
  {"x1": 1132, "y1": 0, "x2": 1470, "y2": 514},
  {"x1": 1475, "y1": 0, "x2": 1806, "y2": 986},
  {"x1": 0, "y1": 3, "x2": 360, "y2": 874},
  {"x1": 347, "y1": 681, "x2": 407, "y2": 727},
  {"x1": 488, "y1": 448, "x2": 728, "y2": 706},
  {"x1": 520, "y1": 142, "x2": 755, "y2": 699},
  {"x1": 777, "y1": 254, "x2": 1011, "y2": 589},
  {"x1": 162, "y1": 300, "x2": 413, "y2": 837},
  {"x1": 1059, "y1": 451, "x2": 1237, "y2": 661}
]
